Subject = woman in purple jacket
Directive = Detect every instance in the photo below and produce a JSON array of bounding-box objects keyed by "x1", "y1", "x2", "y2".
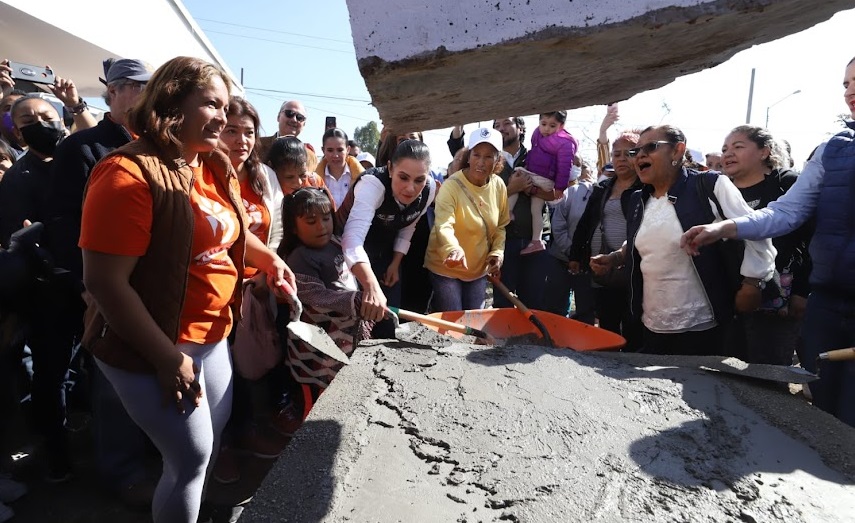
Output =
[{"x1": 512, "y1": 110, "x2": 578, "y2": 254}]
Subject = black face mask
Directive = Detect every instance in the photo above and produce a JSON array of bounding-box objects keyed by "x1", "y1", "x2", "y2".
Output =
[{"x1": 20, "y1": 120, "x2": 66, "y2": 156}]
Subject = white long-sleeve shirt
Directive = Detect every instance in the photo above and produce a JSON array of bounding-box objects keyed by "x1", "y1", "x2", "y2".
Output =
[{"x1": 341, "y1": 174, "x2": 437, "y2": 268}]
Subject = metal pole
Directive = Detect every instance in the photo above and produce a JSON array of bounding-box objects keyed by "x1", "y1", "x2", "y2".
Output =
[
  {"x1": 746, "y1": 68, "x2": 755, "y2": 124},
  {"x1": 240, "y1": 67, "x2": 244, "y2": 86},
  {"x1": 765, "y1": 90, "x2": 801, "y2": 129}
]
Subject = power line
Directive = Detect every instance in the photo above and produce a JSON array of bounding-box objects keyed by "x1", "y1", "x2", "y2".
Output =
[
  {"x1": 245, "y1": 86, "x2": 371, "y2": 103},
  {"x1": 204, "y1": 29, "x2": 352, "y2": 54},
  {"x1": 195, "y1": 17, "x2": 353, "y2": 45},
  {"x1": 244, "y1": 90, "x2": 372, "y2": 122}
]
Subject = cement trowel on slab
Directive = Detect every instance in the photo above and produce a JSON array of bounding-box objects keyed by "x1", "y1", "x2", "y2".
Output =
[
  {"x1": 596, "y1": 353, "x2": 818, "y2": 384},
  {"x1": 278, "y1": 282, "x2": 350, "y2": 364}
]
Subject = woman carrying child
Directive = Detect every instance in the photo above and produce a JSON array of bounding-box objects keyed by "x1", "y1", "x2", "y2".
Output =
[{"x1": 512, "y1": 110, "x2": 578, "y2": 255}]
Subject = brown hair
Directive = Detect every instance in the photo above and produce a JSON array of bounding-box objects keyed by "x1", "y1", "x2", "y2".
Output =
[
  {"x1": 127, "y1": 56, "x2": 230, "y2": 157},
  {"x1": 226, "y1": 96, "x2": 265, "y2": 196}
]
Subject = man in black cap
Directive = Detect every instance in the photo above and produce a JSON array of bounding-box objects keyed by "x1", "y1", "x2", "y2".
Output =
[{"x1": 41, "y1": 57, "x2": 155, "y2": 505}]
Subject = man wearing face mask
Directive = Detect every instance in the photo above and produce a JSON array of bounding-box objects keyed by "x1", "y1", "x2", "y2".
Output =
[
  {"x1": 0, "y1": 95, "x2": 69, "y2": 245},
  {"x1": 0, "y1": 94, "x2": 81, "y2": 483}
]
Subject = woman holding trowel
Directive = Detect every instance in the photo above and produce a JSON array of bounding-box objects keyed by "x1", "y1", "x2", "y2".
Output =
[{"x1": 336, "y1": 139, "x2": 437, "y2": 338}]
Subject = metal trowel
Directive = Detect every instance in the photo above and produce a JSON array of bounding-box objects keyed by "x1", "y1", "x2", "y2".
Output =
[
  {"x1": 278, "y1": 282, "x2": 350, "y2": 364},
  {"x1": 596, "y1": 353, "x2": 818, "y2": 384}
]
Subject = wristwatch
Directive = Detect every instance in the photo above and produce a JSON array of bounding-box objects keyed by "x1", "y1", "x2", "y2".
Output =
[
  {"x1": 66, "y1": 99, "x2": 88, "y2": 115},
  {"x1": 742, "y1": 277, "x2": 766, "y2": 290}
]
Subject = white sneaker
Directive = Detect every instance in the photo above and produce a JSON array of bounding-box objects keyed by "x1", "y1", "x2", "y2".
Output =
[
  {"x1": 0, "y1": 475, "x2": 26, "y2": 503},
  {"x1": 0, "y1": 502, "x2": 13, "y2": 523}
]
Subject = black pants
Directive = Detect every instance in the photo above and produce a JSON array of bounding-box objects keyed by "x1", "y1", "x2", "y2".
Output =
[
  {"x1": 26, "y1": 280, "x2": 83, "y2": 471},
  {"x1": 595, "y1": 286, "x2": 641, "y2": 350},
  {"x1": 399, "y1": 218, "x2": 432, "y2": 314},
  {"x1": 641, "y1": 324, "x2": 726, "y2": 356}
]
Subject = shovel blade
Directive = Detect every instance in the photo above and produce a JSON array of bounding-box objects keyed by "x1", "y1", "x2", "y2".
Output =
[{"x1": 287, "y1": 321, "x2": 350, "y2": 364}]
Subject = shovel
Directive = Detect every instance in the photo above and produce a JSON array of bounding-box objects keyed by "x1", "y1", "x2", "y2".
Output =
[
  {"x1": 488, "y1": 275, "x2": 554, "y2": 346},
  {"x1": 388, "y1": 306, "x2": 498, "y2": 345},
  {"x1": 278, "y1": 282, "x2": 350, "y2": 364}
]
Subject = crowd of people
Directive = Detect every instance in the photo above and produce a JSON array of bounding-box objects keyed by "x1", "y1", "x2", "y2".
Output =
[{"x1": 0, "y1": 53, "x2": 853, "y2": 522}]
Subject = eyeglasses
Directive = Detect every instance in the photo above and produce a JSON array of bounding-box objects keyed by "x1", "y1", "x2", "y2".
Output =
[
  {"x1": 119, "y1": 80, "x2": 146, "y2": 92},
  {"x1": 282, "y1": 109, "x2": 306, "y2": 123},
  {"x1": 627, "y1": 141, "x2": 673, "y2": 158}
]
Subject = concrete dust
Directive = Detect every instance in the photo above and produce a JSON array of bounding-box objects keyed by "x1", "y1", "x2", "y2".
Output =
[{"x1": 242, "y1": 337, "x2": 855, "y2": 523}]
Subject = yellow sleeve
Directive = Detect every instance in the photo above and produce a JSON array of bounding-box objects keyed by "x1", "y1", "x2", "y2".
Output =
[
  {"x1": 432, "y1": 181, "x2": 462, "y2": 260},
  {"x1": 490, "y1": 177, "x2": 510, "y2": 257}
]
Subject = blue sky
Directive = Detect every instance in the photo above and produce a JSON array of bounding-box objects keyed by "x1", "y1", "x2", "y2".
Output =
[{"x1": 184, "y1": 1, "x2": 855, "y2": 170}]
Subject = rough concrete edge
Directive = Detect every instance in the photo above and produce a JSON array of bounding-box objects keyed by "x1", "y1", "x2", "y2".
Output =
[
  {"x1": 239, "y1": 345, "x2": 382, "y2": 522},
  {"x1": 353, "y1": 0, "x2": 847, "y2": 130},
  {"x1": 355, "y1": 0, "x2": 745, "y2": 75}
]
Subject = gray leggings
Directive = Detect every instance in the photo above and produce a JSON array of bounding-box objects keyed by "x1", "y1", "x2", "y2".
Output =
[{"x1": 96, "y1": 338, "x2": 233, "y2": 523}]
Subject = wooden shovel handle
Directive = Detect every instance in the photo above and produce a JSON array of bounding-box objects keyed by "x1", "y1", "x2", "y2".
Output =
[
  {"x1": 487, "y1": 275, "x2": 554, "y2": 346},
  {"x1": 819, "y1": 347, "x2": 855, "y2": 361},
  {"x1": 389, "y1": 307, "x2": 491, "y2": 340}
]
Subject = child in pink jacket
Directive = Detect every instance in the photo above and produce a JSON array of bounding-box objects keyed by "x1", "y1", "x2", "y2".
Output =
[{"x1": 512, "y1": 110, "x2": 578, "y2": 254}]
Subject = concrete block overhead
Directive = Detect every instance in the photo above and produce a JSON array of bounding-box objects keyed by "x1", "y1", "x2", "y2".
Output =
[{"x1": 346, "y1": 0, "x2": 851, "y2": 131}]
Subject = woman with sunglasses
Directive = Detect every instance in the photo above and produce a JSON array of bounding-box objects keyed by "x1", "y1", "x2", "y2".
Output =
[
  {"x1": 591, "y1": 125, "x2": 775, "y2": 356},
  {"x1": 568, "y1": 130, "x2": 643, "y2": 348},
  {"x1": 336, "y1": 139, "x2": 436, "y2": 337}
]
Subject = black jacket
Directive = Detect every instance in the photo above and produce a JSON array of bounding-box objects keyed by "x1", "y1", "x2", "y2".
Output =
[
  {"x1": 626, "y1": 169, "x2": 737, "y2": 326},
  {"x1": 568, "y1": 176, "x2": 642, "y2": 269},
  {"x1": 0, "y1": 152, "x2": 52, "y2": 247},
  {"x1": 43, "y1": 114, "x2": 133, "y2": 280}
]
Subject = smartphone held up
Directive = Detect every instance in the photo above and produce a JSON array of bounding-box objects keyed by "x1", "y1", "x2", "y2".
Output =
[{"x1": 8, "y1": 61, "x2": 55, "y2": 85}]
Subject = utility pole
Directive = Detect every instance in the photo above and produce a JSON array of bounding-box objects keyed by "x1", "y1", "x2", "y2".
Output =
[{"x1": 745, "y1": 68, "x2": 755, "y2": 124}]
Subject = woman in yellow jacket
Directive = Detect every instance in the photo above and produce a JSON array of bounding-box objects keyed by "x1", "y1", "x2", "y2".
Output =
[
  {"x1": 425, "y1": 128, "x2": 510, "y2": 311},
  {"x1": 315, "y1": 128, "x2": 364, "y2": 208}
]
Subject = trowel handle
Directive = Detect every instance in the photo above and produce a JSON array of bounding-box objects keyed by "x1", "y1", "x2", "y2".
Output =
[
  {"x1": 818, "y1": 347, "x2": 855, "y2": 361},
  {"x1": 277, "y1": 281, "x2": 303, "y2": 320}
]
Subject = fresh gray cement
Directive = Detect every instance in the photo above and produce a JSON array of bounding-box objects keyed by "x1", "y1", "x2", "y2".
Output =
[{"x1": 242, "y1": 326, "x2": 855, "y2": 522}]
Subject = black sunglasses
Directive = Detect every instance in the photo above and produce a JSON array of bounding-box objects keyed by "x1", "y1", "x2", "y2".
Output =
[
  {"x1": 281, "y1": 109, "x2": 306, "y2": 123},
  {"x1": 627, "y1": 141, "x2": 673, "y2": 158}
]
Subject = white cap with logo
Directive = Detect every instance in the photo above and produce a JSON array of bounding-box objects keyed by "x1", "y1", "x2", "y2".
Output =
[{"x1": 467, "y1": 127, "x2": 503, "y2": 153}]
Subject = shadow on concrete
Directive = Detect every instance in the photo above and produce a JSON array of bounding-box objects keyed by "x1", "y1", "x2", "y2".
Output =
[
  {"x1": 464, "y1": 345, "x2": 546, "y2": 366},
  {"x1": 238, "y1": 419, "x2": 342, "y2": 522},
  {"x1": 463, "y1": 344, "x2": 855, "y2": 487},
  {"x1": 580, "y1": 353, "x2": 855, "y2": 486}
]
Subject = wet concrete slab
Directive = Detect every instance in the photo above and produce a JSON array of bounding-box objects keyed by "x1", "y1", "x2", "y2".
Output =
[{"x1": 242, "y1": 328, "x2": 855, "y2": 522}]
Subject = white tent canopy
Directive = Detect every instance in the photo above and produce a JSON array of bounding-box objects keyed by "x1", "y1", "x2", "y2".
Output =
[{"x1": 0, "y1": 0, "x2": 241, "y2": 97}]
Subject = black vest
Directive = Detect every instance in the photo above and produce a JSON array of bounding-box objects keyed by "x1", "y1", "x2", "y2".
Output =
[{"x1": 336, "y1": 166, "x2": 431, "y2": 259}]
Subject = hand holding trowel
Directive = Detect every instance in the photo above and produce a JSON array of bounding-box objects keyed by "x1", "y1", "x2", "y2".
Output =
[{"x1": 277, "y1": 281, "x2": 350, "y2": 364}]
